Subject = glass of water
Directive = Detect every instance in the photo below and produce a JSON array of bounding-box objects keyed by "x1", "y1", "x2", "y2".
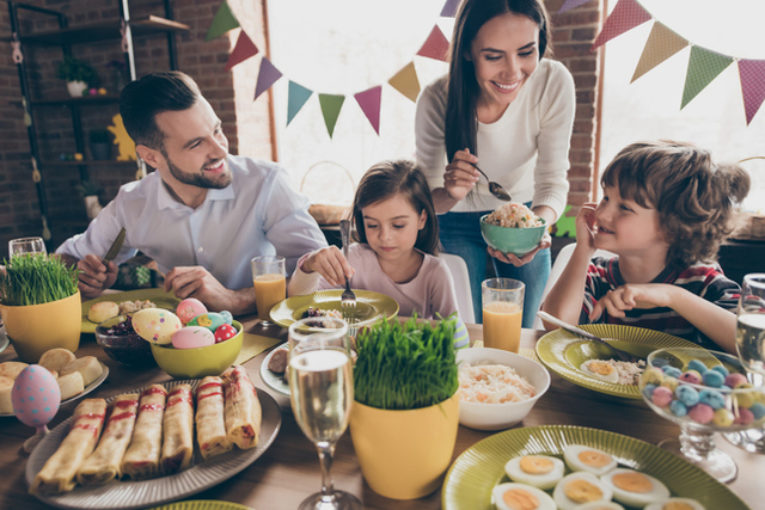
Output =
[{"x1": 8, "y1": 236, "x2": 46, "y2": 257}]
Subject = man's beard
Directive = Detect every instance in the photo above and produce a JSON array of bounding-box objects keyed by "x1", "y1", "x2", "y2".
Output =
[{"x1": 165, "y1": 153, "x2": 232, "y2": 189}]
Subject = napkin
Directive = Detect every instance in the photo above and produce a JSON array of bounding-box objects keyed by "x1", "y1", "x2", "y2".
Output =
[{"x1": 234, "y1": 332, "x2": 281, "y2": 365}]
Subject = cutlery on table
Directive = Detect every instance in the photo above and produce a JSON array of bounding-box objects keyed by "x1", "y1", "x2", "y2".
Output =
[
  {"x1": 338, "y1": 220, "x2": 357, "y2": 326},
  {"x1": 103, "y1": 227, "x2": 126, "y2": 264},
  {"x1": 537, "y1": 310, "x2": 639, "y2": 363},
  {"x1": 470, "y1": 162, "x2": 512, "y2": 201}
]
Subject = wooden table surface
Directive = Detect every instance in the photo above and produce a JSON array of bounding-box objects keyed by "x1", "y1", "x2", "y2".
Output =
[{"x1": 1, "y1": 320, "x2": 762, "y2": 510}]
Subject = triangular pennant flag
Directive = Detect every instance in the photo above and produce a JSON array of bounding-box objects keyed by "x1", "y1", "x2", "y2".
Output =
[
  {"x1": 592, "y1": 0, "x2": 652, "y2": 49},
  {"x1": 287, "y1": 81, "x2": 313, "y2": 125},
  {"x1": 559, "y1": 0, "x2": 592, "y2": 14},
  {"x1": 254, "y1": 57, "x2": 282, "y2": 101},
  {"x1": 318, "y1": 94, "x2": 345, "y2": 137},
  {"x1": 417, "y1": 25, "x2": 450, "y2": 62},
  {"x1": 738, "y1": 59, "x2": 765, "y2": 125},
  {"x1": 388, "y1": 61, "x2": 421, "y2": 102},
  {"x1": 631, "y1": 22, "x2": 688, "y2": 82},
  {"x1": 206, "y1": 1, "x2": 240, "y2": 41},
  {"x1": 354, "y1": 86, "x2": 382, "y2": 134},
  {"x1": 225, "y1": 30, "x2": 259, "y2": 71},
  {"x1": 440, "y1": 0, "x2": 460, "y2": 18},
  {"x1": 681, "y1": 46, "x2": 733, "y2": 108}
]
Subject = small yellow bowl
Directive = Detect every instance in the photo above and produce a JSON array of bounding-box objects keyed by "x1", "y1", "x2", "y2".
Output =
[{"x1": 150, "y1": 320, "x2": 243, "y2": 378}]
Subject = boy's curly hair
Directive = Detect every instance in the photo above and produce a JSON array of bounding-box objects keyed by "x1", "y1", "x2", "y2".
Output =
[{"x1": 602, "y1": 141, "x2": 750, "y2": 269}]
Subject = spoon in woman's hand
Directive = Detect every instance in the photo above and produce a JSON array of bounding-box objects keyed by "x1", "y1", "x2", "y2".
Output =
[{"x1": 470, "y1": 163, "x2": 511, "y2": 201}]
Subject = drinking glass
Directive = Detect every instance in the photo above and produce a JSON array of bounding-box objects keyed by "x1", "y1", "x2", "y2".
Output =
[
  {"x1": 8, "y1": 236, "x2": 46, "y2": 257},
  {"x1": 481, "y1": 277, "x2": 524, "y2": 352},
  {"x1": 287, "y1": 317, "x2": 361, "y2": 510},
  {"x1": 251, "y1": 255, "x2": 286, "y2": 323}
]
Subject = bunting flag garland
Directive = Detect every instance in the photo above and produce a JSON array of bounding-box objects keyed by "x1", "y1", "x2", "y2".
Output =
[
  {"x1": 354, "y1": 86, "x2": 383, "y2": 134},
  {"x1": 417, "y1": 25, "x2": 450, "y2": 62},
  {"x1": 591, "y1": 0, "x2": 651, "y2": 49},
  {"x1": 440, "y1": 0, "x2": 459, "y2": 18},
  {"x1": 254, "y1": 57, "x2": 283, "y2": 101},
  {"x1": 287, "y1": 81, "x2": 313, "y2": 125},
  {"x1": 206, "y1": 1, "x2": 239, "y2": 41},
  {"x1": 738, "y1": 59, "x2": 765, "y2": 125},
  {"x1": 388, "y1": 61, "x2": 421, "y2": 103},
  {"x1": 225, "y1": 30, "x2": 259, "y2": 71},
  {"x1": 681, "y1": 47, "x2": 733, "y2": 108},
  {"x1": 630, "y1": 22, "x2": 687, "y2": 82},
  {"x1": 558, "y1": 0, "x2": 593, "y2": 14},
  {"x1": 318, "y1": 94, "x2": 345, "y2": 137}
]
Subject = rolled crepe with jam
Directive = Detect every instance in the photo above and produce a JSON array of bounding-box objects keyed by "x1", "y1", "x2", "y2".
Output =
[
  {"x1": 30, "y1": 398, "x2": 107, "y2": 494},
  {"x1": 196, "y1": 376, "x2": 231, "y2": 459},
  {"x1": 76, "y1": 393, "x2": 139, "y2": 485},
  {"x1": 223, "y1": 365, "x2": 261, "y2": 449},
  {"x1": 121, "y1": 384, "x2": 167, "y2": 479},
  {"x1": 160, "y1": 384, "x2": 194, "y2": 473}
]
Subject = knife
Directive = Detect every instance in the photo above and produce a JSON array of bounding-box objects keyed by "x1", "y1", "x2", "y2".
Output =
[
  {"x1": 103, "y1": 227, "x2": 126, "y2": 263},
  {"x1": 536, "y1": 310, "x2": 638, "y2": 362}
]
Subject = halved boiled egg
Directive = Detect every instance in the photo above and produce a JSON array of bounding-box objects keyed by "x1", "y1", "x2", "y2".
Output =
[
  {"x1": 573, "y1": 502, "x2": 625, "y2": 510},
  {"x1": 600, "y1": 468, "x2": 670, "y2": 507},
  {"x1": 504, "y1": 454, "x2": 565, "y2": 490},
  {"x1": 644, "y1": 498, "x2": 705, "y2": 510},
  {"x1": 553, "y1": 472, "x2": 613, "y2": 510},
  {"x1": 580, "y1": 359, "x2": 619, "y2": 384},
  {"x1": 563, "y1": 444, "x2": 617, "y2": 476},
  {"x1": 492, "y1": 482, "x2": 556, "y2": 510}
]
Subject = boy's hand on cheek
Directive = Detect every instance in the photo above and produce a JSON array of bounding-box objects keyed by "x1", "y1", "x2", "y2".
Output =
[
  {"x1": 589, "y1": 283, "x2": 673, "y2": 320},
  {"x1": 575, "y1": 203, "x2": 597, "y2": 252}
]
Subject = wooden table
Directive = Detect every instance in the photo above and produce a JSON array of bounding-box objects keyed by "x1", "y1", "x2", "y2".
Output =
[{"x1": 1, "y1": 321, "x2": 762, "y2": 509}]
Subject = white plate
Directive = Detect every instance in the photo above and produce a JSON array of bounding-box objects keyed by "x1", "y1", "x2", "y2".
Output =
[
  {"x1": 0, "y1": 361, "x2": 109, "y2": 418},
  {"x1": 27, "y1": 379, "x2": 282, "y2": 509},
  {"x1": 260, "y1": 343, "x2": 289, "y2": 396}
]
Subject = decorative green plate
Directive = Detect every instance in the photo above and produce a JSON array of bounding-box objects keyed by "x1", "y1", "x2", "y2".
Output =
[
  {"x1": 442, "y1": 425, "x2": 748, "y2": 510},
  {"x1": 535, "y1": 324, "x2": 697, "y2": 399},
  {"x1": 269, "y1": 289, "x2": 399, "y2": 328},
  {"x1": 148, "y1": 501, "x2": 254, "y2": 510},
  {"x1": 81, "y1": 288, "x2": 181, "y2": 333}
]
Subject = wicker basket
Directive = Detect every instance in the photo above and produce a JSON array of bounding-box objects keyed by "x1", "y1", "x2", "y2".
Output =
[
  {"x1": 301, "y1": 161, "x2": 354, "y2": 226},
  {"x1": 730, "y1": 211, "x2": 765, "y2": 240}
]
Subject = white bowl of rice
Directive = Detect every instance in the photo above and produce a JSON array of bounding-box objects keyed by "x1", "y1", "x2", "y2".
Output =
[{"x1": 456, "y1": 347, "x2": 550, "y2": 430}]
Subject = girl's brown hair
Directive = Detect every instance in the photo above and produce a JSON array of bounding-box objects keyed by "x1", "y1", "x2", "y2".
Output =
[
  {"x1": 601, "y1": 140, "x2": 750, "y2": 268},
  {"x1": 351, "y1": 160, "x2": 439, "y2": 255}
]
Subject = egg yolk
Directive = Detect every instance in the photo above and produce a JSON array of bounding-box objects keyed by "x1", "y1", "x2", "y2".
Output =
[
  {"x1": 564, "y1": 479, "x2": 603, "y2": 503},
  {"x1": 519, "y1": 455, "x2": 554, "y2": 474},
  {"x1": 612, "y1": 472, "x2": 652, "y2": 493},
  {"x1": 502, "y1": 488, "x2": 539, "y2": 510},
  {"x1": 587, "y1": 360, "x2": 615, "y2": 375},
  {"x1": 664, "y1": 503, "x2": 694, "y2": 510},
  {"x1": 577, "y1": 449, "x2": 613, "y2": 467}
]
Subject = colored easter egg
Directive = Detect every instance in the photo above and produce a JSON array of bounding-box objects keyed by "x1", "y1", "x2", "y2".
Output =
[
  {"x1": 176, "y1": 298, "x2": 208, "y2": 325},
  {"x1": 171, "y1": 326, "x2": 215, "y2": 349},
  {"x1": 662, "y1": 366, "x2": 682, "y2": 378},
  {"x1": 686, "y1": 359, "x2": 708, "y2": 374},
  {"x1": 750, "y1": 403, "x2": 765, "y2": 420},
  {"x1": 675, "y1": 385, "x2": 700, "y2": 407},
  {"x1": 669, "y1": 400, "x2": 687, "y2": 417},
  {"x1": 734, "y1": 407, "x2": 755, "y2": 426},
  {"x1": 651, "y1": 386, "x2": 673, "y2": 407},
  {"x1": 688, "y1": 403, "x2": 714, "y2": 424},
  {"x1": 453, "y1": 317, "x2": 470, "y2": 350},
  {"x1": 642, "y1": 367, "x2": 664, "y2": 385},
  {"x1": 642, "y1": 384, "x2": 657, "y2": 400},
  {"x1": 219, "y1": 310, "x2": 233, "y2": 325},
  {"x1": 724, "y1": 373, "x2": 748, "y2": 388},
  {"x1": 710, "y1": 365, "x2": 729, "y2": 377},
  {"x1": 214, "y1": 324, "x2": 238, "y2": 343},
  {"x1": 188, "y1": 312, "x2": 226, "y2": 332},
  {"x1": 678, "y1": 370, "x2": 702, "y2": 384},
  {"x1": 735, "y1": 391, "x2": 756, "y2": 409},
  {"x1": 713, "y1": 408, "x2": 734, "y2": 427},
  {"x1": 702, "y1": 370, "x2": 724, "y2": 388},
  {"x1": 698, "y1": 388, "x2": 725, "y2": 410},
  {"x1": 133, "y1": 308, "x2": 182, "y2": 345},
  {"x1": 11, "y1": 365, "x2": 61, "y2": 426}
]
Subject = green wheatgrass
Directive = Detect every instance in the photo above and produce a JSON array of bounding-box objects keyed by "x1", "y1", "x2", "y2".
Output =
[
  {"x1": 353, "y1": 315, "x2": 458, "y2": 410},
  {"x1": 0, "y1": 254, "x2": 79, "y2": 306}
]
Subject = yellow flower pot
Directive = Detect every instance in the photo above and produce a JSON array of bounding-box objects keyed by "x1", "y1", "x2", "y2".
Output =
[
  {"x1": 350, "y1": 392, "x2": 460, "y2": 500},
  {"x1": 1, "y1": 291, "x2": 81, "y2": 362}
]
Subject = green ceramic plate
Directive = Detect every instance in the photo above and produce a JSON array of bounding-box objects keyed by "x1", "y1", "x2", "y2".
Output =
[
  {"x1": 81, "y1": 289, "x2": 181, "y2": 333},
  {"x1": 442, "y1": 425, "x2": 748, "y2": 510},
  {"x1": 535, "y1": 324, "x2": 698, "y2": 399},
  {"x1": 269, "y1": 289, "x2": 399, "y2": 328},
  {"x1": 148, "y1": 501, "x2": 254, "y2": 510}
]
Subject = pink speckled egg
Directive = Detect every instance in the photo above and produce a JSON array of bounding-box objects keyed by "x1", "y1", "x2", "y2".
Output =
[
  {"x1": 171, "y1": 326, "x2": 215, "y2": 349},
  {"x1": 688, "y1": 403, "x2": 715, "y2": 424},
  {"x1": 11, "y1": 365, "x2": 61, "y2": 426},
  {"x1": 176, "y1": 298, "x2": 208, "y2": 325},
  {"x1": 133, "y1": 308, "x2": 182, "y2": 345},
  {"x1": 725, "y1": 373, "x2": 748, "y2": 389},
  {"x1": 678, "y1": 370, "x2": 702, "y2": 384},
  {"x1": 734, "y1": 407, "x2": 755, "y2": 426},
  {"x1": 214, "y1": 324, "x2": 237, "y2": 343},
  {"x1": 651, "y1": 386, "x2": 674, "y2": 407}
]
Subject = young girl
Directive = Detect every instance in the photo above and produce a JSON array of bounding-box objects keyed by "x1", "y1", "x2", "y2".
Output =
[
  {"x1": 542, "y1": 141, "x2": 750, "y2": 352},
  {"x1": 288, "y1": 160, "x2": 460, "y2": 319}
]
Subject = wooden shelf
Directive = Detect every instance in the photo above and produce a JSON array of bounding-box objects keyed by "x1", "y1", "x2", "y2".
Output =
[
  {"x1": 31, "y1": 95, "x2": 120, "y2": 107},
  {"x1": 19, "y1": 15, "x2": 189, "y2": 45},
  {"x1": 41, "y1": 159, "x2": 137, "y2": 168}
]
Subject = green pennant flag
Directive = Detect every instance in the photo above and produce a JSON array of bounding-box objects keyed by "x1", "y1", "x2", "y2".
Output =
[
  {"x1": 681, "y1": 46, "x2": 733, "y2": 108},
  {"x1": 318, "y1": 94, "x2": 345, "y2": 137},
  {"x1": 287, "y1": 81, "x2": 313, "y2": 125},
  {"x1": 206, "y1": 1, "x2": 240, "y2": 41}
]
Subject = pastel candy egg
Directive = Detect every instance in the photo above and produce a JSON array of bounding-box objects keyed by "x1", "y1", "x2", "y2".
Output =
[
  {"x1": 662, "y1": 366, "x2": 682, "y2": 378},
  {"x1": 650, "y1": 357, "x2": 669, "y2": 368},
  {"x1": 214, "y1": 324, "x2": 238, "y2": 344},
  {"x1": 661, "y1": 378, "x2": 679, "y2": 392},
  {"x1": 687, "y1": 359, "x2": 708, "y2": 374},
  {"x1": 675, "y1": 385, "x2": 700, "y2": 407},
  {"x1": 188, "y1": 312, "x2": 226, "y2": 332},
  {"x1": 725, "y1": 373, "x2": 748, "y2": 388},
  {"x1": 652, "y1": 386, "x2": 673, "y2": 407},
  {"x1": 688, "y1": 403, "x2": 714, "y2": 424},
  {"x1": 713, "y1": 408, "x2": 735, "y2": 427},
  {"x1": 453, "y1": 317, "x2": 470, "y2": 350},
  {"x1": 642, "y1": 367, "x2": 664, "y2": 385},
  {"x1": 171, "y1": 326, "x2": 215, "y2": 349},
  {"x1": 734, "y1": 407, "x2": 755, "y2": 426},
  {"x1": 642, "y1": 384, "x2": 657, "y2": 399},
  {"x1": 702, "y1": 370, "x2": 725, "y2": 388},
  {"x1": 133, "y1": 308, "x2": 182, "y2": 345},
  {"x1": 699, "y1": 388, "x2": 726, "y2": 410},
  {"x1": 669, "y1": 400, "x2": 688, "y2": 417},
  {"x1": 11, "y1": 365, "x2": 61, "y2": 426},
  {"x1": 176, "y1": 298, "x2": 207, "y2": 325},
  {"x1": 219, "y1": 310, "x2": 233, "y2": 325},
  {"x1": 678, "y1": 370, "x2": 702, "y2": 384},
  {"x1": 735, "y1": 391, "x2": 756, "y2": 409},
  {"x1": 750, "y1": 403, "x2": 765, "y2": 420},
  {"x1": 710, "y1": 365, "x2": 729, "y2": 377}
]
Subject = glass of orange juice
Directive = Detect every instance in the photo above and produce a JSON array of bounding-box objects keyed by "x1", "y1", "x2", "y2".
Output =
[
  {"x1": 482, "y1": 278, "x2": 524, "y2": 352},
  {"x1": 251, "y1": 255, "x2": 286, "y2": 322}
]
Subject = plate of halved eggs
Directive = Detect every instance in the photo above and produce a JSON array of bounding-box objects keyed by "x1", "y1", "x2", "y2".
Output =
[{"x1": 442, "y1": 424, "x2": 746, "y2": 509}]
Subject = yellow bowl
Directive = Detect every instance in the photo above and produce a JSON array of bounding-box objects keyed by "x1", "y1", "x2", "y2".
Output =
[{"x1": 150, "y1": 320, "x2": 243, "y2": 378}]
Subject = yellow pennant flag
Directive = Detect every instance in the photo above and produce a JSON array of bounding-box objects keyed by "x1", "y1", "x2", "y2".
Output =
[
  {"x1": 631, "y1": 21, "x2": 688, "y2": 82},
  {"x1": 388, "y1": 61, "x2": 420, "y2": 103}
]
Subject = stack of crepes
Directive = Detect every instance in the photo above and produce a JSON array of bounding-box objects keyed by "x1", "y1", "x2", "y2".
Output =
[{"x1": 30, "y1": 365, "x2": 261, "y2": 494}]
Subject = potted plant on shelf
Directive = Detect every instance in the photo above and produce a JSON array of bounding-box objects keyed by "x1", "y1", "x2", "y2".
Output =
[
  {"x1": 350, "y1": 316, "x2": 460, "y2": 500},
  {"x1": 75, "y1": 179, "x2": 103, "y2": 219},
  {"x1": 88, "y1": 129, "x2": 113, "y2": 161},
  {"x1": 56, "y1": 56, "x2": 98, "y2": 97},
  {"x1": 0, "y1": 254, "x2": 81, "y2": 362}
]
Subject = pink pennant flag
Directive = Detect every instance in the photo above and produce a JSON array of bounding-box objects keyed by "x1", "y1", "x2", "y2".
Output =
[
  {"x1": 592, "y1": 0, "x2": 652, "y2": 49},
  {"x1": 254, "y1": 57, "x2": 282, "y2": 101},
  {"x1": 354, "y1": 86, "x2": 382, "y2": 135},
  {"x1": 559, "y1": 0, "x2": 592, "y2": 14},
  {"x1": 225, "y1": 30, "x2": 259, "y2": 71},
  {"x1": 417, "y1": 25, "x2": 450, "y2": 62},
  {"x1": 738, "y1": 59, "x2": 765, "y2": 125}
]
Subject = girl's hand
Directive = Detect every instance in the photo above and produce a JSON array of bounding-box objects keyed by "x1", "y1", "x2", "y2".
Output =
[
  {"x1": 575, "y1": 202, "x2": 598, "y2": 254},
  {"x1": 443, "y1": 148, "x2": 480, "y2": 201},
  {"x1": 487, "y1": 231, "x2": 552, "y2": 267},
  {"x1": 300, "y1": 246, "x2": 354, "y2": 287},
  {"x1": 590, "y1": 283, "x2": 674, "y2": 320}
]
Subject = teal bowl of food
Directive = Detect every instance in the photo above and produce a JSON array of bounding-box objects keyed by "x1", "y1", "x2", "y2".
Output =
[{"x1": 480, "y1": 210, "x2": 546, "y2": 256}]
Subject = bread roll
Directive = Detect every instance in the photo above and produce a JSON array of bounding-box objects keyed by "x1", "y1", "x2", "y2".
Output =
[
  {"x1": 87, "y1": 301, "x2": 119, "y2": 323},
  {"x1": 0, "y1": 375, "x2": 14, "y2": 414},
  {"x1": 60, "y1": 356, "x2": 102, "y2": 386},
  {"x1": 0, "y1": 361, "x2": 28, "y2": 379},
  {"x1": 39, "y1": 348, "x2": 77, "y2": 373},
  {"x1": 57, "y1": 371, "x2": 85, "y2": 400}
]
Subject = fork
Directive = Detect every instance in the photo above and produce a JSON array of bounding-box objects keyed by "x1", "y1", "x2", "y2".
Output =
[{"x1": 339, "y1": 220, "x2": 357, "y2": 329}]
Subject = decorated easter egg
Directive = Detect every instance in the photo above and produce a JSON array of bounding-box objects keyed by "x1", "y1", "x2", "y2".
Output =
[
  {"x1": 453, "y1": 317, "x2": 470, "y2": 350},
  {"x1": 133, "y1": 308, "x2": 182, "y2": 345},
  {"x1": 214, "y1": 324, "x2": 238, "y2": 343},
  {"x1": 219, "y1": 310, "x2": 233, "y2": 325},
  {"x1": 188, "y1": 312, "x2": 226, "y2": 332},
  {"x1": 176, "y1": 298, "x2": 208, "y2": 325},
  {"x1": 11, "y1": 365, "x2": 61, "y2": 426},
  {"x1": 171, "y1": 326, "x2": 215, "y2": 349}
]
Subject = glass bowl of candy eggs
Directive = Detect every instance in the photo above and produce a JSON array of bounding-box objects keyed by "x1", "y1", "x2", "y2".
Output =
[{"x1": 639, "y1": 347, "x2": 765, "y2": 483}]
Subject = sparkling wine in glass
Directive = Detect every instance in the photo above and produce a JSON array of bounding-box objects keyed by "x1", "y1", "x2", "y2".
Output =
[{"x1": 8, "y1": 236, "x2": 46, "y2": 257}]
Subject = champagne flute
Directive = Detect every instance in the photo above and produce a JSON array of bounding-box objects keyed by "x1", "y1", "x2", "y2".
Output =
[
  {"x1": 8, "y1": 236, "x2": 46, "y2": 257},
  {"x1": 288, "y1": 317, "x2": 361, "y2": 510}
]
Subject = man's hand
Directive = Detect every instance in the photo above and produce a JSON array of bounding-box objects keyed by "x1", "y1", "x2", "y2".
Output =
[
  {"x1": 76, "y1": 254, "x2": 118, "y2": 298},
  {"x1": 164, "y1": 266, "x2": 253, "y2": 314}
]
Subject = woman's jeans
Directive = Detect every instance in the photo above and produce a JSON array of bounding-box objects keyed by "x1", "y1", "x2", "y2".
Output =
[{"x1": 438, "y1": 210, "x2": 550, "y2": 328}]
